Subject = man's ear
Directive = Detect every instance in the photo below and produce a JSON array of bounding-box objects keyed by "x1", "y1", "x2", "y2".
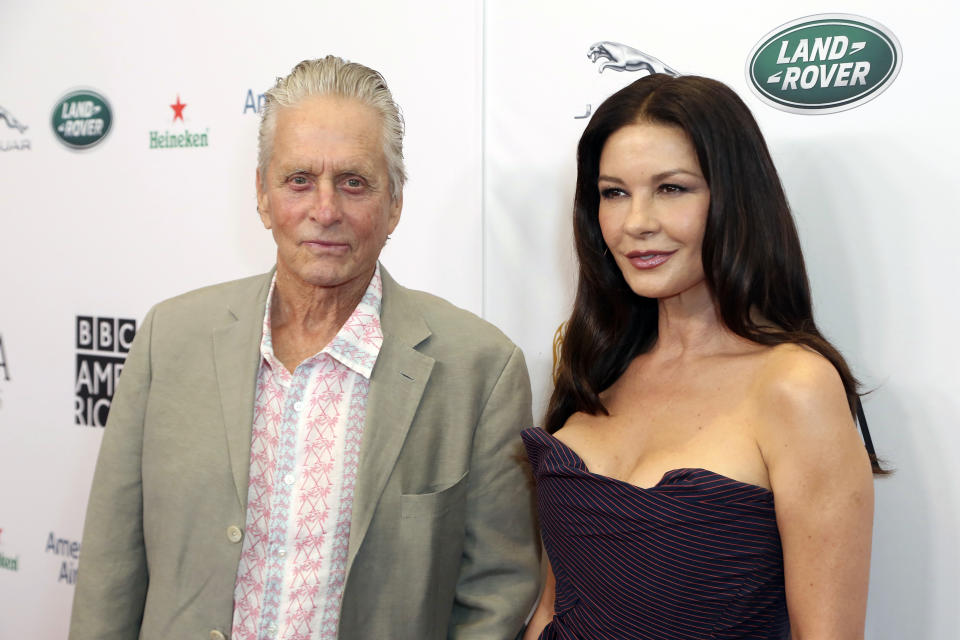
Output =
[
  {"x1": 256, "y1": 168, "x2": 271, "y2": 229},
  {"x1": 386, "y1": 192, "x2": 403, "y2": 235}
]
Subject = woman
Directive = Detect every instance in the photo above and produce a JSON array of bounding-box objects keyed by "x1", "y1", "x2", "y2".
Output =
[{"x1": 522, "y1": 74, "x2": 880, "y2": 639}]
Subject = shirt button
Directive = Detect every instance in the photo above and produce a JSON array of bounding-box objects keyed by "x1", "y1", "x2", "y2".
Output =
[
  {"x1": 226, "y1": 525, "x2": 243, "y2": 543},
  {"x1": 267, "y1": 624, "x2": 278, "y2": 636},
  {"x1": 278, "y1": 547, "x2": 287, "y2": 557},
  {"x1": 210, "y1": 631, "x2": 226, "y2": 640},
  {"x1": 284, "y1": 473, "x2": 295, "y2": 485},
  {"x1": 293, "y1": 400, "x2": 304, "y2": 411}
]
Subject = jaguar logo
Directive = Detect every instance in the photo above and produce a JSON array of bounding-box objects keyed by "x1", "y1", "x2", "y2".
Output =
[
  {"x1": 587, "y1": 41, "x2": 679, "y2": 76},
  {"x1": 575, "y1": 42, "x2": 680, "y2": 119},
  {"x1": 0, "y1": 106, "x2": 27, "y2": 133}
]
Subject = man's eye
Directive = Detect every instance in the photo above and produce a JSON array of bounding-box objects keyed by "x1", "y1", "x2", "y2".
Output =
[
  {"x1": 344, "y1": 177, "x2": 364, "y2": 189},
  {"x1": 289, "y1": 175, "x2": 309, "y2": 186}
]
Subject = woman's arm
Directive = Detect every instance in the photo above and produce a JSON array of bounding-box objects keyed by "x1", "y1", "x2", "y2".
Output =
[
  {"x1": 522, "y1": 553, "x2": 557, "y2": 640},
  {"x1": 760, "y1": 346, "x2": 875, "y2": 639}
]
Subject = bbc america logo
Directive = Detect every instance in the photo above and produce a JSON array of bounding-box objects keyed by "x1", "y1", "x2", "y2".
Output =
[{"x1": 75, "y1": 316, "x2": 136, "y2": 427}]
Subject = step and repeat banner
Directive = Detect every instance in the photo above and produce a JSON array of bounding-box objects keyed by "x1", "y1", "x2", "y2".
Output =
[
  {"x1": 0, "y1": 1, "x2": 485, "y2": 637},
  {"x1": 484, "y1": 3, "x2": 959, "y2": 638},
  {"x1": 2, "y1": 0, "x2": 958, "y2": 637}
]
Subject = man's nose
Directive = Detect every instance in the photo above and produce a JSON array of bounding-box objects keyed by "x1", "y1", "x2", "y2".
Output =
[{"x1": 310, "y1": 180, "x2": 342, "y2": 225}]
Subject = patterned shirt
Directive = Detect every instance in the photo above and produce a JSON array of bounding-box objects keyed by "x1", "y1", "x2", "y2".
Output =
[{"x1": 232, "y1": 265, "x2": 384, "y2": 640}]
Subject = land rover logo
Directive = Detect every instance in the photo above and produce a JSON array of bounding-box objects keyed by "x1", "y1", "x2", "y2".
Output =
[
  {"x1": 746, "y1": 14, "x2": 902, "y2": 114},
  {"x1": 51, "y1": 89, "x2": 112, "y2": 149}
]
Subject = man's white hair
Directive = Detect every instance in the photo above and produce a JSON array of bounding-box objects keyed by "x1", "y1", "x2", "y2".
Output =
[{"x1": 258, "y1": 55, "x2": 406, "y2": 200}]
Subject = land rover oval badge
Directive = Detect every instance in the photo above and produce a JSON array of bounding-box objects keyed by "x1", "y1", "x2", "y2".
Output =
[
  {"x1": 746, "y1": 14, "x2": 902, "y2": 115},
  {"x1": 51, "y1": 89, "x2": 113, "y2": 149}
]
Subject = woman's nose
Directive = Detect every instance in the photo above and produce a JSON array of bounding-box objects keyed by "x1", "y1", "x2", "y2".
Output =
[{"x1": 624, "y1": 197, "x2": 659, "y2": 237}]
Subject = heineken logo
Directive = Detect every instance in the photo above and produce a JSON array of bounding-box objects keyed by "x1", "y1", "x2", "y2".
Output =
[
  {"x1": 746, "y1": 14, "x2": 902, "y2": 114},
  {"x1": 51, "y1": 89, "x2": 112, "y2": 149},
  {"x1": 148, "y1": 94, "x2": 210, "y2": 150}
]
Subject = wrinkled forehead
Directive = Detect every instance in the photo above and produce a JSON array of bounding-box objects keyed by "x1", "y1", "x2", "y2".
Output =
[
  {"x1": 270, "y1": 96, "x2": 388, "y2": 170},
  {"x1": 280, "y1": 94, "x2": 385, "y2": 138}
]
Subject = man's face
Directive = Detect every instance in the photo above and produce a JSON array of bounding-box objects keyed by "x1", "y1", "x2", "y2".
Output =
[{"x1": 257, "y1": 95, "x2": 401, "y2": 292}]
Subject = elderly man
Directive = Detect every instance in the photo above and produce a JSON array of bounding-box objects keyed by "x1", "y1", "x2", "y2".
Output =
[{"x1": 69, "y1": 56, "x2": 539, "y2": 640}]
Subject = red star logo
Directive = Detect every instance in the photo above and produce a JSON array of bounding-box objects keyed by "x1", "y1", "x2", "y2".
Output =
[{"x1": 170, "y1": 94, "x2": 187, "y2": 122}]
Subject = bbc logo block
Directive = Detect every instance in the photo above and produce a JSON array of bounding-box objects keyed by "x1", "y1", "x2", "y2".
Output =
[{"x1": 75, "y1": 316, "x2": 136, "y2": 427}]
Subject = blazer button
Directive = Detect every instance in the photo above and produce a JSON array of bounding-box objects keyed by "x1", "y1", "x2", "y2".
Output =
[
  {"x1": 226, "y1": 525, "x2": 243, "y2": 543},
  {"x1": 210, "y1": 630, "x2": 226, "y2": 640}
]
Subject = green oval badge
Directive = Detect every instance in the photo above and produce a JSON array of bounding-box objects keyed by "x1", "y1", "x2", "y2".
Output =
[
  {"x1": 746, "y1": 14, "x2": 902, "y2": 114},
  {"x1": 51, "y1": 89, "x2": 112, "y2": 149}
]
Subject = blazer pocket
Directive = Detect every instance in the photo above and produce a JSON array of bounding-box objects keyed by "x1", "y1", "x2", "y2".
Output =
[{"x1": 400, "y1": 470, "x2": 470, "y2": 520}]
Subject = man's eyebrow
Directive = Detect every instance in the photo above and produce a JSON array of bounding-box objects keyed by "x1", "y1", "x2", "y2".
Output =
[
  {"x1": 332, "y1": 160, "x2": 377, "y2": 176},
  {"x1": 274, "y1": 161, "x2": 319, "y2": 176},
  {"x1": 275, "y1": 160, "x2": 382, "y2": 184}
]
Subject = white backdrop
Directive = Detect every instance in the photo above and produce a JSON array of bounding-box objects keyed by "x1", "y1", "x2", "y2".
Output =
[{"x1": 1, "y1": 0, "x2": 958, "y2": 638}]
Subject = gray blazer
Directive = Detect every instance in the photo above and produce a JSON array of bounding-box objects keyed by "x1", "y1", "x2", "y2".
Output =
[{"x1": 69, "y1": 266, "x2": 539, "y2": 640}]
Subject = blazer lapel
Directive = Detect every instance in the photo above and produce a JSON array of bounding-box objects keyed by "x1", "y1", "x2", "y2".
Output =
[
  {"x1": 212, "y1": 272, "x2": 272, "y2": 509},
  {"x1": 347, "y1": 267, "x2": 434, "y2": 573}
]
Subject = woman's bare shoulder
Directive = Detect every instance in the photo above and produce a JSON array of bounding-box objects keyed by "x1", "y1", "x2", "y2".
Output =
[
  {"x1": 755, "y1": 342, "x2": 846, "y2": 406},
  {"x1": 751, "y1": 343, "x2": 863, "y2": 469}
]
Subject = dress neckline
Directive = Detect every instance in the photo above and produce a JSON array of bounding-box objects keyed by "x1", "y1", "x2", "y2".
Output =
[{"x1": 524, "y1": 427, "x2": 773, "y2": 496}]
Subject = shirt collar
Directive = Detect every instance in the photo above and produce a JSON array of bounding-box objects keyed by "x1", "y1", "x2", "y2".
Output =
[{"x1": 260, "y1": 263, "x2": 384, "y2": 379}]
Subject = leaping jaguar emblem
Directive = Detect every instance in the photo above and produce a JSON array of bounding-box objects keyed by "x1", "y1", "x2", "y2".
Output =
[
  {"x1": 587, "y1": 41, "x2": 679, "y2": 76},
  {"x1": 0, "y1": 106, "x2": 28, "y2": 133}
]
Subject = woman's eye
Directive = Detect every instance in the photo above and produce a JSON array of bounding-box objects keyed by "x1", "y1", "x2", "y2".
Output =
[
  {"x1": 659, "y1": 183, "x2": 686, "y2": 194},
  {"x1": 600, "y1": 187, "x2": 626, "y2": 199}
]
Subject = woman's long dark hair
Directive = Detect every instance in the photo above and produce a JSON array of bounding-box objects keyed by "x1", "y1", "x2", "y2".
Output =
[{"x1": 545, "y1": 74, "x2": 885, "y2": 474}]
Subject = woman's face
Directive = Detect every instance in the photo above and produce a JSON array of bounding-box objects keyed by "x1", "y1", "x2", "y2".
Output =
[{"x1": 597, "y1": 121, "x2": 711, "y2": 302}]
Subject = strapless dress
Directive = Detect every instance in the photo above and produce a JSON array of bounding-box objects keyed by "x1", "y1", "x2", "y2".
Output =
[{"x1": 522, "y1": 427, "x2": 789, "y2": 639}]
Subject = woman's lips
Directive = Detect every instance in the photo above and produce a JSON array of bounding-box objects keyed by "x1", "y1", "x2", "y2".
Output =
[{"x1": 625, "y1": 250, "x2": 676, "y2": 270}]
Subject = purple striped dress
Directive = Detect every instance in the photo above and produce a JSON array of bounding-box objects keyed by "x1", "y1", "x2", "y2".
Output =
[{"x1": 522, "y1": 428, "x2": 789, "y2": 639}]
